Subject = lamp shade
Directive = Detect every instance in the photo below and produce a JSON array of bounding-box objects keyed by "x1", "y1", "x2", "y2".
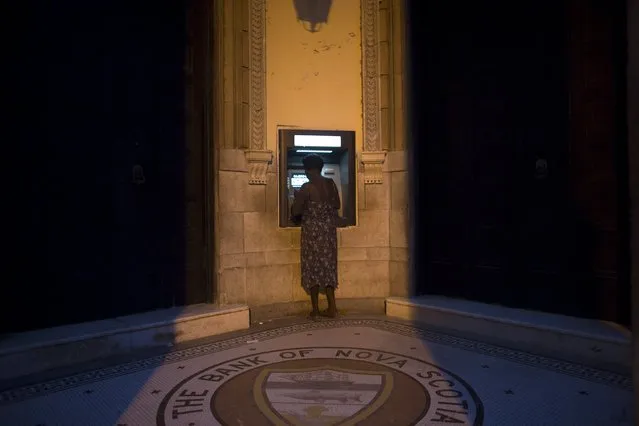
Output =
[{"x1": 293, "y1": 0, "x2": 333, "y2": 33}]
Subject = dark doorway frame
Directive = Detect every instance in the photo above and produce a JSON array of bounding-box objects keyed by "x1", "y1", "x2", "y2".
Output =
[
  {"x1": 405, "y1": 0, "x2": 631, "y2": 325},
  {"x1": 186, "y1": 0, "x2": 217, "y2": 306},
  {"x1": 613, "y1": 0, "x2": 631, "y2": 328},
  {"x1": 202, "y1": 2, "x2": 216, "y2": 305}
]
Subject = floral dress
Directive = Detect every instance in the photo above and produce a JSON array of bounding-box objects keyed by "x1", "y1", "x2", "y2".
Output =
[{"x1": 300, "y1": 200, "x2": 338, "y2": 291}]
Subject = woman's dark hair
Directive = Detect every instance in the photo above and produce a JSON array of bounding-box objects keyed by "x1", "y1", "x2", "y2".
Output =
[{"x1": 302, "y1": 154, "x2": 324, "y2": 172}]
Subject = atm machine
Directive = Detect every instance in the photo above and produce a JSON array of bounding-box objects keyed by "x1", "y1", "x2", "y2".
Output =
[{"x1": 279, "y1": 129, "x2": 356, "y2": 228}]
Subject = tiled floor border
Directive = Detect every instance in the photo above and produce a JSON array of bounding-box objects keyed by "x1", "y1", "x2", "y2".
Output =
[{"x1": 0, "y1": 319, "x2": 632, "y2": 405}]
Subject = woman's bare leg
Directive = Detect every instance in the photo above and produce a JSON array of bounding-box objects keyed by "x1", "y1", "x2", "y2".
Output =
[
  {"x1": 325, "y1": 287, "x2": 337, "y2": 318},
  {"x1": 309, "y1": 286, "x2": 320, "y2": 319}
]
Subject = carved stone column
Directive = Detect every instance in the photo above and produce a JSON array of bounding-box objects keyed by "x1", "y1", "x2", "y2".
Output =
[
  {"x1": 361, "y1": 0, "x2": 386, "y2": 183},
  {"x1": 245, "y1": 0, "x2": 272, "y2": 185},
  {"x1": 249, "y1": 0, "x2": 266, "y2": 151}
]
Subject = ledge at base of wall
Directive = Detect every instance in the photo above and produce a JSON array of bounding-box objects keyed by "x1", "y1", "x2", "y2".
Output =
[{"x1": 247, "y1": 298, "x2": 386, "y2": 324}]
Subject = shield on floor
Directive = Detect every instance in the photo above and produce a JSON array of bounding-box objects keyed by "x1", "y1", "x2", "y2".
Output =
[{"x1": 253, "y1": 366, "x2": 393, "y2": 425}]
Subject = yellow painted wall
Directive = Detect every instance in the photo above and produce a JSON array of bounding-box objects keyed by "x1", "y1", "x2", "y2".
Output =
[{"x1": 265, "y1": 0, "x2": 363, "y2": 152}]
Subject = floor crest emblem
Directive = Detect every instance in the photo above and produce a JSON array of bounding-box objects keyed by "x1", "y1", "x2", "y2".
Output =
[{"x1": 253, "y1": 366, "x2": 393, "y2": 425}]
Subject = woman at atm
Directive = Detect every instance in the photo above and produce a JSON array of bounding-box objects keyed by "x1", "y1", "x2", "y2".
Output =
[{"x1": 291, "y1": 154, "x2": 341, "y2": 319}]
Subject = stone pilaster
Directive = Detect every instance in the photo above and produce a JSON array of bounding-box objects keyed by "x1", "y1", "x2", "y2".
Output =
[
  {"x1": 379, "y1": 0, "x2": 406, "y2": 152},
  {"x1": 249, "y1": 0, "x2": 266, "y2": 151},
  {"x1": 215, "y1": 0, "x2": 251, "y2": 149},
  {"x1": 386, "y1": 151, "x2": 410, "y2": 297},
  {"x1": 361, "y1": 0, "x2": 381, "y2": 153}
]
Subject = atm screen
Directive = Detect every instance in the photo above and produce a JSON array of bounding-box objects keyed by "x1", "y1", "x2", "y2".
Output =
[
  {"x1": 279, "y1": 129, "x2": 355, "y2": 228},
  {"x1": 290, "y1": 174, "x2": 308, "y2": 188}
]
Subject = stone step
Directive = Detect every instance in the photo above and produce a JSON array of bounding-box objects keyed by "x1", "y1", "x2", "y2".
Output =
[
  {"x1": 0, "y1": 304, "x2": 249, "y2": 382},
  {"x1": 385, "y1": 296, "x2": 632, "y2": 373},
  {"x1": 249, "y1": 297, "x2": 386, "y2": 323}
]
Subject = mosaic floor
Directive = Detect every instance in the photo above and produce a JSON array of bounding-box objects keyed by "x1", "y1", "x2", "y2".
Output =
[{"x1": 0, "y1": 318, "x2": 634, "y2": 425}]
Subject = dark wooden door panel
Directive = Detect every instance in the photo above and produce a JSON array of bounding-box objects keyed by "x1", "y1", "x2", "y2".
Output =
[
  {"x1": 423, "y1": 262, "x2": 465, "y2": 298},
  {"x1": 182, "y1": 0, "x2": 211, "y2": 306},
  {"x1": 567, "y1": 0, "x2": 625, "y2": 322},
  {"x1": 470, "y1": 226, "x2": 507, "y2": 269},
  {"x1": 4, "y1": 0, "x2": 211, "y2": 334},
  {"x1": 410, "y1": 0, "x2": 627, "y2": 322}
]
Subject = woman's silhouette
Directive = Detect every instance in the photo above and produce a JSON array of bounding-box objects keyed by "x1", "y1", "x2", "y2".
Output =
[{"x1": 291, "y1": 155, "x2": 341, "y2": 319}]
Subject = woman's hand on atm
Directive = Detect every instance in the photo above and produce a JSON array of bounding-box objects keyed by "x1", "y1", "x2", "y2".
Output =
[{"x1": 291, "y1": 184, "x2": 308, "y2": 219}]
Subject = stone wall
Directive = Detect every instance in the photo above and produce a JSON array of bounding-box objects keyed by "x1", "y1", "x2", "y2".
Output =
[
  {"x1": 337, "y1": 151, "x2": 409, "y2": 299},
  {"x1": 217, "y1": 149, "x2": 409, "y2": 306},
  {"x1": 213, "y1": 0, "x2": 409, "y2": 309},
  {"x1": 387, "y1": 152, "x2": 410, "y2": 296}
]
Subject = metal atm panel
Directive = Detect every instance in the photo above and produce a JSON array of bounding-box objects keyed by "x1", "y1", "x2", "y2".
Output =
[{"x1": 279, "y1": 129, "x2": 356, "y2": 228}]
